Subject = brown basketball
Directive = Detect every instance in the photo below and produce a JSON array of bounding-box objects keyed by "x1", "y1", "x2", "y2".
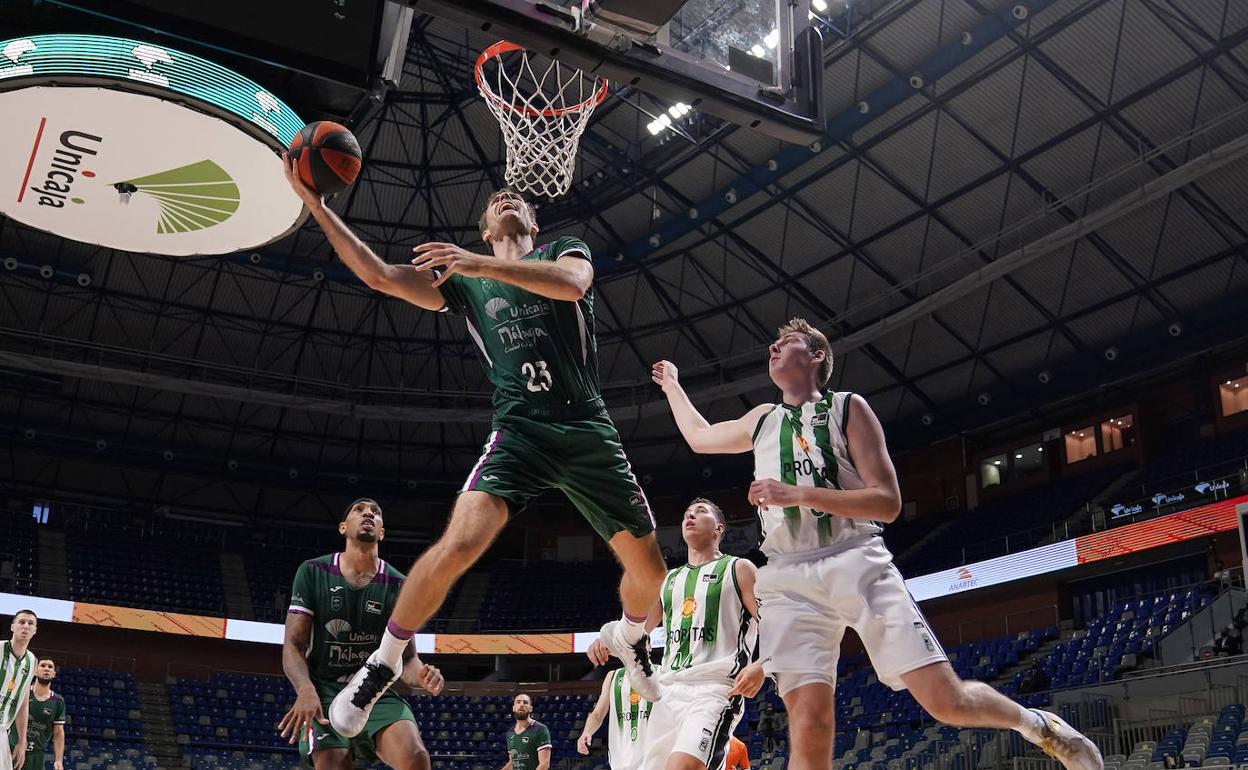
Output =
[{"x1": 288, "y1": 121, "x2": 363, "y2": 196}]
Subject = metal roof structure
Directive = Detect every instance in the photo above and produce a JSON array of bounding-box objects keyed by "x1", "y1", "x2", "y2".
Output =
[{"x1": 2, "y1": 0, "x2": 1248, "y2": 518}]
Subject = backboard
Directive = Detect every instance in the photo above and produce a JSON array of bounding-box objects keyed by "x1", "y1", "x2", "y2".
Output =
[{"x1": 404, "y1": 0, "x2": 825, "y2": 143}]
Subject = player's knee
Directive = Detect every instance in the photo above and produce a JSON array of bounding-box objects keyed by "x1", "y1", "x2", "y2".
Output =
[
  {"x1": 392, "y1": 747, "x2": 431, "y2": 770},
  {"x1": 789, "y1": 706, "x2": 835, "y2": 744}
]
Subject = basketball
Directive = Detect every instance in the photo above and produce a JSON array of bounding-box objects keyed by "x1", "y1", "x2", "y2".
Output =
[{"x1": 288, "y1": 121, "x2": 363, "y2": 196}]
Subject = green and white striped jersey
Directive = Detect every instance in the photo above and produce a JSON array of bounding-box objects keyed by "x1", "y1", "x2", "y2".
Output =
[
  {"x1": 606, "y1": 668, "x2": 651, "y2": 770},
  {"x1": 658, "y1": 554, "x2": 755, "y2": 684},
  {"x1": 0, "y1": 642, "x2": 38, "y2": 730},
  {"x1": 751, "y1": 392, "x2": 881, "y2": 557}
]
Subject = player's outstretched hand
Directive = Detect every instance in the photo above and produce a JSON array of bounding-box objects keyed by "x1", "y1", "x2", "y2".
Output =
[
  {"x1": 278, "y1": 688, "x2": 329, "y2": 745},
  {"x1": 586, "y1": 637, "x2": 612, "y2": 666},
  {"x1": 747, "y1": 478, "x2": 803, "y2": 509},
  {"x1": 281, "y1": 152, "x2": 324, "y2": 210},
  {"x1": 727, "y1": 661, "x2": 766, "y2": 698},
  {"x1": 411, "y1": 243, "x2": 488, "y2": 286},
  {"x1": 651, "y1": 360, "x2": 680, "y2": 393},
  {"x1": 576, "y1": 733, "x2": 593, "y2": 755},
  {"x1": 415, "y1": 662, "x2": 446, "y2": 696}
]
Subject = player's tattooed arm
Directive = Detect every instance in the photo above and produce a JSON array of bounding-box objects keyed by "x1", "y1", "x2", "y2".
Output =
[
  {"x1": 278, "y1": 611, "x2": 328, "y2": 744},
  {"x1": 652, "y1": 360, "x2": 770, "y2": 454}
]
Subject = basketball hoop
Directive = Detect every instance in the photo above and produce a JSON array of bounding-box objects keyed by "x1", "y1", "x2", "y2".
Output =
[{"x1": 475, "y1": 41, "x2": 608, "y2": 198}]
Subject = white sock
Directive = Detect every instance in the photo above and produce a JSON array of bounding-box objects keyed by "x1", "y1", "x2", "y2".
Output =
[
  {"x1": 377, "y1": 629, "x2": 409, "y2": 671},
  {"x1": 1015, "y1": 706, "x2": 1047, "y2": 743},
  {"x1": 619, "y1": 615, "x2": 647, "y2": 646}
]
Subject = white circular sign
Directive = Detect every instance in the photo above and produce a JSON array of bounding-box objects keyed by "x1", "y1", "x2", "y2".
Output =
[{"x1": 1, "y1": 87, "x2": 305, "y2": 256}]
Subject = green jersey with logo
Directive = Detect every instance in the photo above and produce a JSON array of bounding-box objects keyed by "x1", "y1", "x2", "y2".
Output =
[
  {"x1": 0, "y1": 642, "x2": 38, "y2": 730},
  {"x1": 658, "y1": 554, "x2": 756, "y2": 684},
  {"x1": 505, "y1": 720, "x2": 552, "y2": 770},
  {"x1": 288, "y1": 553, "x2": 406, "y2": 683},
  {"x1": 9, "y1": 690, "x2": 65, "y2": 753},
  {"x1": 438, "y1": 237, "x2": 602, "y2": 421}
]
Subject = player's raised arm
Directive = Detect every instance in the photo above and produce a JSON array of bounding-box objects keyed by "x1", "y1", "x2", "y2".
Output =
[
  {"x1": 282, "y1": 153, "x2": 448, "y2": 311},
  {"x1": 576, "y1": 677, "x2": 612, "y2": 755},
  {"x1": 652, "y1": 360, "x2": 771, "y2": 454}
]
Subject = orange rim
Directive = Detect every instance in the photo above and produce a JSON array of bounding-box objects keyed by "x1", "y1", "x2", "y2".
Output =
[{"x1": 475, "y1": 40, "x2": 609, "y2": 119}]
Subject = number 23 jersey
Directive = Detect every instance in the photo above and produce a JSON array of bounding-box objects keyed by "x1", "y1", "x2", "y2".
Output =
[{"x1": 437, "y1": 237, "x2": 602, "y2": 422}]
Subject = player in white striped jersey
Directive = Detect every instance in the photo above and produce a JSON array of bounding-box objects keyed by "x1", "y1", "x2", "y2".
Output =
[
  {"x1": 2, "y1": 610, "x2": 40, "y2": 770},
  {"x1": 577, "y1": 668, "x2": 653, "y2": 770},
  {"x1": 590, "y1": 499, "x2": 763, "y2": 770},
  {"x1": 651, "y1": 318, "x2": 1103, "y2": 770}
]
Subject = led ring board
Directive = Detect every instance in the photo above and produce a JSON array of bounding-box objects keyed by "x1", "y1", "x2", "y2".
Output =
[{"x1": 0, "y1": 34, "x2": 307, "y2": 256}]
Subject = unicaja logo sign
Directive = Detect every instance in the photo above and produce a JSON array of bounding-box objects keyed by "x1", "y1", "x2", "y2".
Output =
[
  {"x1": 0, "y1": 34, "x2": 306, "y2": 256},
  {"x1": 20, "y1": 128, "x2": 101, "y2": 208},
  {"x1": 112, "y1": 160, "x2": 240, "y2": 234}
]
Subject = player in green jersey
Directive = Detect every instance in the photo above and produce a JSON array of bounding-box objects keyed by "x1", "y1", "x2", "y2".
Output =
[
  {"x1": 500, "y1": 694, "x2": 550, "y2": 770},
  {"x1": 277, "y1": 499, "x2": 445, "y2": 770},
  {"x1": 2, "y1": 610, "x2": 39, "y2": 770},
  {"x1": 7, "y1": 659, "x2": 65, "y2": 770},
  {"x1": 283, "y1": 163, "x2": 669, "y2": 737}
]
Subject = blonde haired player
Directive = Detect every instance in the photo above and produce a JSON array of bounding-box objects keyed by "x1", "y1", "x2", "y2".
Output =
[
  {"x1": 589, "y1": 499, "x2": 764, "y2": 770},
  {"x1": 651, "y1": 319, "x2": 1102, "y2": 770},
  {"x1": 577, "y1": 668, "x2": 654, "y2": 770}
]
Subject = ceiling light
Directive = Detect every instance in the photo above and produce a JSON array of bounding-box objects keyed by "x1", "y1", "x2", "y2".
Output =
[
  {"x1": 812, "y1": 0, "x2": 828, "y2": 10},
  {"x1": 1038, "y1": 447, "x2": 1044, "y2": 452},
  {"x1": 764, "y1": 29, "x2": 780, "y2": 49},
  {"x1": 993, "y1": 460, "x2": 1002, "y2": 466},
  {"x1": 751, "y1": 44, "x2": 766, "y2": 58},
  {"x1": 1015, "y1": 454, "x2": 1023, "y2": 460},
  {"x1": 646, "y1": 113, "x2": 674, "y2": 135}
]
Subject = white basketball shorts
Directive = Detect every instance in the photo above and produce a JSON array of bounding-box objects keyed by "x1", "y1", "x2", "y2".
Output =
[
  {"x1": 756, "y1": 535, "x2": 947, "y2": 696},
  {"x1": 641, "y1": 679, "x2": 742, "y2": 770}
]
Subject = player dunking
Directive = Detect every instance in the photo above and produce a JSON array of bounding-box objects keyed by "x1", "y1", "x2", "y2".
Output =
[
  {"x1": 652, "y1": 319, "x2": 1103, "y2": 770},
  {"x1": 577, "y1": 667, "x2": 653, "y2": 770},
  {"x1": 282, "y1": 163, "x2": 669, "y2": 737},
  {"x1": 1, "y1": 611, "x2": 38, "y2": 770},
  {"x1": 278, "y1": 499, "x2": 445, "y2": 770},
  {"x1": 589, "y1": 498, "x2": 764, "y2": 770},
  {"x1": 7, "y1": 659, "x2": 65, "y2": 770}
]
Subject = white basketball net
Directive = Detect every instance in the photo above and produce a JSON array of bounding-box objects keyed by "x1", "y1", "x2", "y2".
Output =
[{"x1": 476, "y1": 42, "x2": 607, "y2": 198}]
